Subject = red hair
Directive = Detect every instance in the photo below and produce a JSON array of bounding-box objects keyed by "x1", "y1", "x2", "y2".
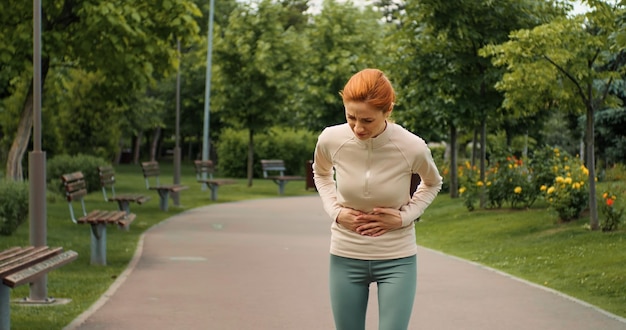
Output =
[{"x1": 340, "y1": 68, "x2": 395, "y2": 112}]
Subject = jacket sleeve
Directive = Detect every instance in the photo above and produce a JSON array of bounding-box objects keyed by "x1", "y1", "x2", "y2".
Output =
[
  {"x1": 312, "y1": 131, "x2": 342, "y2": 222},
  {"x1": 399, "y1": 145, "x2": 442, "y2": 226}
]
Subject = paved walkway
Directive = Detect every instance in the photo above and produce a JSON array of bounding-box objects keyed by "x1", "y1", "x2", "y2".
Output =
[{"x1": 64, "y1": 196, "x2": 626, "y2": 330}]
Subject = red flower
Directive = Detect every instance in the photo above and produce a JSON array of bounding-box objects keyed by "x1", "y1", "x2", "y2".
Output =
[{"x1": 606, "y1": 198, "x2": 614, "y2": 207}]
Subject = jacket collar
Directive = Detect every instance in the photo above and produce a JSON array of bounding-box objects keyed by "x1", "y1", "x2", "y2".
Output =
[{"x1": 348, "y1": 121, "x2": 394, "y2": 149}]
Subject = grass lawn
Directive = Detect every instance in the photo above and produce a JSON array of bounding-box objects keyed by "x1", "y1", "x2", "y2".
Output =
[
  {"x1": 1, "y1": 162, "x2": 625, "y2": 329},
  {"x1": 416, "y1": 193, "x2": 626, "y2": 319}
]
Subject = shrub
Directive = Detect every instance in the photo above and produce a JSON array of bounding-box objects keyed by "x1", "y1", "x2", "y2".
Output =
[
  {"x1": 603, "y1": 163, "x2": 626, "y2": 182},
  {"x1": 540, "y1": 149, "x2": 589, "y2": 221},
  {"x1": 217, "y1": 127, "x2": 317, "y2": 178},
  {"x1": 47, "y1": 154, "x2": 109, "y2": 194},
  {"x1": 599, "y1": 186, "x2": 624, "y2": 232},
  {"x1": 0, "y1": 180, "x2": 29, "y2": 235},
  {"x1": 458, "y1": 161, "x2": 481, "y2": 211},
  {"x1": 485, "y1": 155, "x2": 537, "y2": 209}
]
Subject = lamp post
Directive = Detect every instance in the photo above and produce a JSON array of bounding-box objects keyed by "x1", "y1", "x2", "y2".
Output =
[
  {"x1": 173, "y1": 39, "x2": 182, "y2": 205},
  {"x1": 29, "y1": 0, "x2": 49, "y2": 302},
  {"x1": 202, "y1": 0, "x2": 215, "y2": 164}
]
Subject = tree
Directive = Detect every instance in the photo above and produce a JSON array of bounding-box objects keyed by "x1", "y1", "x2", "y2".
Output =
[
  {"x1": 386, "y1": 0, "x2": 566, "y2": 199},
  {"x1": 480, "y1": 1, "x2": 625, "y2": 229},
  {"x1": 211, "y1": 0, "x2": 307, "y2": 186},
  {"x1": 296, "y1": 0, "x2": 388, "y2": 131},
  {"x1": 1, "y1": 0, "x2": 201, "y2": 180}
]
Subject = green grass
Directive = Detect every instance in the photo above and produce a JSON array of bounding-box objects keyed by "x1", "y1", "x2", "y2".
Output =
[
  {"x1": 416, "y1": 193, "x2": 626, "y2": 319},
  {"x1": 2, "y1": 163, "x2": 317, "y2": 330},
  {"x1": 2, "y1": 163, "x2": 625, "y2": 329}
]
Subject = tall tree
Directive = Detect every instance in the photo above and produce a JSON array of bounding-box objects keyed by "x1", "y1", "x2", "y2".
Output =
[
  {"x1": 296, "y1": 0, "x2": 387, "y2": 131},
  {"x1": 386, "y1": 0, "x2": 567, "y2": 199},
  {"x1": 480, "y1": 1, "x2": 625, "y2": 229},
  {"x1": 212, "y1": 0, "x2": 306, "y2": 186},
  {"x1": 1, "y1": 0, "x2": 201, "y2": 180}
]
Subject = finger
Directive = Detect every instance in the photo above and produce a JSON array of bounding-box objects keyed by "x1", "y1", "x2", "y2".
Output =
[
  {"x1": 371, "y1": 208, "x2": 398, "y2": 216},
  {"x1": 370, "y1": 229, "x2": 387, "y2": 237}
]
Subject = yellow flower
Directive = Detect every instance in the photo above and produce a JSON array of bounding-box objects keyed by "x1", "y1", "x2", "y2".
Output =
[
  {"x1": 547, "y1": 187, "x2": 555, "y2": 194},
  {"x1": 611, "y1": 195, "x2": 617, "y2": 200},
  {"x1": 486, "y1": 181, "x2": 492, "y2": 186},
  {"x1": 514, "y1": 186, "x2": 522, "y2": 194},
  {"x1": 508, "y1": 164, "x2": 513, "y2": 169},
  {"x1": 564, "y1": 165, "x2": 570, "y2": 171},
  {"x1": 555, "y1": 176, "x2": 564, "y2": 183},
  {"x1": 540, "y1": 185, "x2": 547, "y2": 191},
  {"x1": 553, "y1": 148, "x2": 559, "y2": 153},
  {"x1": 603, "y1": 192, "x2": 608, "y2": 199},
  {"x1": 581, "y1": 165, "x2": 589, "y2": 176},
  {"x1": 564, "y1": 177, "x2": 572, "y2": 184},
  {"x1": 477, "y1": 181, "x2": 484, "y2": 187},
  {"x1": 459, "y1": 187, "x2": 466, "y2": 194},
  {"x1": 572, "y1": 183, "x2": 580, "y2": 189}
]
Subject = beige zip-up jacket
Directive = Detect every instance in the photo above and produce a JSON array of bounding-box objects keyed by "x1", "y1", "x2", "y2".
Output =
[{"x1": 313, "y1": 122, "x2": 442, "y2": 260}]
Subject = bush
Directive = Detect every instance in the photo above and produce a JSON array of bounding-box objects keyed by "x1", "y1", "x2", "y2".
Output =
[
  {"x1": 0, "y1": 180, "x2": 29, "y2": 235},
  {"x1": 458, "y1": 161, "x2": 481, "y2": 211},
  {"x1": 599, "y1": 186, "x2": 625, "y2": 232},
  {"x1": 47, "y1": 154, "x2": 109, "y2": 194},
  {"x1": 539, "y1": 148, "x2": 589, "y2": 221},
  {"x1": 602, "y1": 163, "x2": 626, "y2": 182},
  {"x1": 216, "y1": 127, "x2": 318, "y2": 178},
  {"x1": 486, "y1": 155, "x2": 537, "y2": 209}
]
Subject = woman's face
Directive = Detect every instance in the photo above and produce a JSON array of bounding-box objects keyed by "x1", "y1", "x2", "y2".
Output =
[{"x1": 344, "y1": 101, "x2": 391, "y2": 140}]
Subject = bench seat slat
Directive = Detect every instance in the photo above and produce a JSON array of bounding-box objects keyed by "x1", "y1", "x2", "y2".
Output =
[
  {"x1": 78, "y1": 210, "x2": 129, "y2": 225},
  {"x1": 3, "y1": 250, "x2": 79, "y2": 288},
  {"x1": 0, "y1": 247, "x2": 62, "y2": 278}
]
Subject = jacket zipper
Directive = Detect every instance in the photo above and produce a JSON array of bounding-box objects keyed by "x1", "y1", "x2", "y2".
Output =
[{"x1": 364, "y1": 139, "x2": 372, "y2": 196}]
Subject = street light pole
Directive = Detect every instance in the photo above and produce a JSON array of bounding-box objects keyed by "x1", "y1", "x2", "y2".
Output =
[
  {"x1": 202, "y1": 0, "x2": 215, "y2": 164},
  {"x1": 173, "y1": 38, "x2": 182, "y2": 206},
  {"x1": 29, "y1": 0, "x2": 49, "y2": 302}
]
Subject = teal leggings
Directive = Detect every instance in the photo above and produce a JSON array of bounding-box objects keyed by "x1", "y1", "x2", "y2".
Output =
[{"x1": 329, "y1": 254, "x2": 417, "y2": 330}]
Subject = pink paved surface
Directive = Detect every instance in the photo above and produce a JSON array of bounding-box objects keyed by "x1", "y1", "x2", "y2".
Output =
[{"x1": 64, "y1": 196, "x2": 626, "y2": 330}]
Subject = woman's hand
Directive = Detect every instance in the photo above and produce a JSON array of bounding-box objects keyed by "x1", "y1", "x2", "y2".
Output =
[
  {"x1": 354, "y1": 207, "x2": 402, "y2": 237},
  {"x1": 335, "y1": 208, "x2": 366, "y2": 232}
]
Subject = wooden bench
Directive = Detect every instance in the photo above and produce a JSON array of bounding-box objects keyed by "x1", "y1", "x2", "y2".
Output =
[
  {"x1": 260, "y1": 159, "x2": 305, "y2": 195},
  {"x1": 140, "y1": 161, "x2": 189, "y2": 211},
  {"x1": 62, "y1": 171, "x2": 136, "y2": 266},
  {"x1": 1, "y1": 246, "x2": 78, "y2": 330},
  {"x1": 194, "y1": 160, "x2": 237, "y2": 201},
  {"x1": 98, "y1": 165, "x2": 151, "y2": 214}
]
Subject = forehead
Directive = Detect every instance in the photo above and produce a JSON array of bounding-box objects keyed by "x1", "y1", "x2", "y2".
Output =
[{"x1": 344, "y1": 102, "x2": 381, "y2": 118}]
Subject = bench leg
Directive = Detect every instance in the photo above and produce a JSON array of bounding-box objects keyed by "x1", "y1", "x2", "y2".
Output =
[
  {"x1": 278, "y1": 180, "x2": 286, "y2": 195},
  {"x1": 0, "y1": 284, "x2": 10, "y2": 330},
  {"x1": 116, "y1": 200, "x2": 131, "y2": 214},
  {"x1": 157, "y1": 190, "x2": 170, "y2": 211},
  {"x1": 90, "y1": 223, "x2": 107, "y2": 266},
  {"x1": 209, "y1": 184, "x2": 218, "y2": 201},
  {"x1": 115, "y1": 201, "x2": 131, "y2": 231}
]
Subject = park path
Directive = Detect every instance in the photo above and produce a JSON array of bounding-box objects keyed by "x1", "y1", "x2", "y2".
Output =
[{"x1": 64, "y1": 196, "x2": 626, "y2": 330}]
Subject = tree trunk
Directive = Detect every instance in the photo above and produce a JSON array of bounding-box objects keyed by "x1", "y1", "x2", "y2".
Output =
[
  {"x1": 133, "y1": 132, "x2": 143, "y2": 164},
  {"x1": 150, "y1": 128, "x2": 161, "y2": 162},
  {"x1": 479, "y1": 119, "x2": 487, "y2": 208},
  {"x1": 449, "y1": 123, "x2": 458, "y2": 198},
  {"x1": 247, "y1": 129, "x2": 254, "y2": 187},
  {"x1": 6, "y1": 58, "x2": 50, "y2": 181},
  {"x1": 471, "y1": 128, "x2": 478, "y2": 167},
  {"x1": 113, "y1": 137, "x2": 124, "y2": 164},
  {"x1": 586, "y1": 105, "x2": 598, "y2": 230}
]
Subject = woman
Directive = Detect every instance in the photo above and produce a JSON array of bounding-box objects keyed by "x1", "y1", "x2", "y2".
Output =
[{"x1": 312, "y1": 68, "x2": 442, "y2": 330}]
